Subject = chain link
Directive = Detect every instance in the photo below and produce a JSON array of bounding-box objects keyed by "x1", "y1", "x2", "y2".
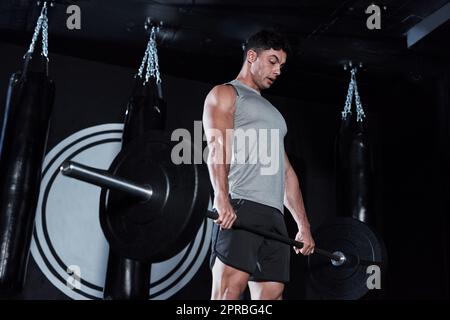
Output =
[
  {"x1": 41, "y1": 7, "x2": 49, "y2": 59},
  {"x1": 342, "y1": 69, "x2": 354, "y2": 120},
  {"x1": 150, "y1": 26, "x2": 161, "y2": 84},
  {"x1": 26, "y1": 2, "x2": 49, "y2": 60},
  {"x1": 137, "y1": 26, "x2": 162, "y2": 84},
  {"x1": 352, "y1": 70, "x2": 366, "y2": 122},
  {"x1": 138, "y1": 40, "x2": 151, "y2": 78},
  {"x1": 341, "y1": 67, "x2": 365, "y2": 122},
  {"x1": 145, "y1": 38, "x2": 155, "y2": 84}
]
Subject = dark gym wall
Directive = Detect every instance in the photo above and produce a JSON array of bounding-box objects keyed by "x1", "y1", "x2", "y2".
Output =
[
  {"x1": 0, "y1": 41, "x2": 449, "y2": 299},
  {"x1": 376, "y1": 72, "x2": 449, "y2": 299}
]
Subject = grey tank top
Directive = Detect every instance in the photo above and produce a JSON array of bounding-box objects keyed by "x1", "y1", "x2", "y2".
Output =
[{"x1": 226, "y1": 79, "x2": 287, "y2": 213}]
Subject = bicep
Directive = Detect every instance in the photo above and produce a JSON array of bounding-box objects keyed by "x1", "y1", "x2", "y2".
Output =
[{"x1": 203, "y1": 86, "x2": 236, "y2": 142}]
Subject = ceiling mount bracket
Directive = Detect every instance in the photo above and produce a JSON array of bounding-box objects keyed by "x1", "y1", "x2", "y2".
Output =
[
  {"x1": 145, "y1": 17, "x2": 164, "y2": 32},
  {"x1": 343, "y1": 60, "x2": 363, "y2": 71}
]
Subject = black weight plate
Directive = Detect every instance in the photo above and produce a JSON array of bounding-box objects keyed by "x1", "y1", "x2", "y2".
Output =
[
  {"x1": 308, "y1": 218, "x2": 387, "y2": 300},
  {"x1": 99, "y1": 130, "x2": 210, "y2": 262}
]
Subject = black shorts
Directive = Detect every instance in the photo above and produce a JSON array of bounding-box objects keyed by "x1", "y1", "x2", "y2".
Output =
[{"x1": 210, "y1": 198, "x2": 290, "y2": 283}]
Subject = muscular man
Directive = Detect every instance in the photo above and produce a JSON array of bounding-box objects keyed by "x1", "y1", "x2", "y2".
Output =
[{"x1": 202, "y1": 30, "x2": 315, "y2": 300}]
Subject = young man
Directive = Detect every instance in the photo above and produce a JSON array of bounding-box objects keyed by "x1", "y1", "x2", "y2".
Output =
[{"x1": 202, "y1": 30, "x2": 315, "y2": 300}]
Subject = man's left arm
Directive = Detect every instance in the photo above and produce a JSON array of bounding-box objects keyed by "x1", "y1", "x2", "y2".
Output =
[{"x1": 283, "y1": 152, "x2": 315, "y2": 255}]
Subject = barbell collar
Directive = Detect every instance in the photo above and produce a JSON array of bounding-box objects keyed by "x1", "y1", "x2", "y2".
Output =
[
  {"x1": 331, "y1": 251, "x2": 347, "y2": 266},
  {"x1": 60, "y1": 161, "x2": 153, "y2": 201}
]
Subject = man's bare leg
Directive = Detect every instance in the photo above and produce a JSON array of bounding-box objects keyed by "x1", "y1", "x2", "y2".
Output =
[
  {"x1": 248, "y1": 281, "x2": 284, "y2": 300},
  {"x1": 211, "y1": 258, "x2": 249, "y2": 300}
]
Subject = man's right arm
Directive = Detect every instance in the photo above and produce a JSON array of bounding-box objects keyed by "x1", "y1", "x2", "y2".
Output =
[{"x1": 202, "y1": 85, "x2": 237, "y2": 229}]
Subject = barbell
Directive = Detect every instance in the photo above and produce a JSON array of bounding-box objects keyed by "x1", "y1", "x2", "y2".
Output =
[
  {"x1": 59, "y1": 130, "x2": 387, "y2": 299},
  {"x1": 59, "y1": 154, "x2": 342, "y2": 263}
]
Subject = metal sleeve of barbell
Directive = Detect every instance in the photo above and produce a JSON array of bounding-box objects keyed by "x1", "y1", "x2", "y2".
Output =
[
  {"x1": 59, "y1": 161, "x2": 153, "y2": 201},
  {"x1": 206, "y1": 210, "x2": 342, "y2": 262}
]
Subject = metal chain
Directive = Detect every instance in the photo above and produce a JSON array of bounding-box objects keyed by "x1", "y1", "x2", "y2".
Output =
[
  {"x1": 342, "y1": 70, "x2": 354, "y2": 120},
  {"x1": 26, "y1": 2, "x2": 49, "y2": 60},
  {"x1": 41, "y1": 5, "x2": 49, "y2": 59},
  {"x1": 341, "y1": 67, "x2": 365, "y2": 122},
  {"x1": 137, "y1": 26, "x2": 162, "y2": 84},
  {"x1": 138, "y1": 39, "x2": 151, "y2": 78},
  {"x1": 149, "y1": 26, "x2": 161, "y2": 84},
  {"x1": 145, "y1": 38, "x2": 155, "y2": 84},
  {"x1": 352, "y1": 69, "x2": 366, "y2": 122}
]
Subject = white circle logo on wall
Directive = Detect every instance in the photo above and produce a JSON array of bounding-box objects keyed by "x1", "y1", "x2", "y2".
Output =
[{"x1": 30, "y1": 123, "x2": 213, "y2": 300}]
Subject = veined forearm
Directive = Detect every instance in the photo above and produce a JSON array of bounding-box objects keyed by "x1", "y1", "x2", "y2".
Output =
[
  {"x1": 284, "y1": 168, "x2": 310, "y2": 228},
  {"x1": 207, "y1": 137, "x2": 231, "y2": 197}
]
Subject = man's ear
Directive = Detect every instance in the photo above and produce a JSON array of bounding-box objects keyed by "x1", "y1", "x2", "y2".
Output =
[{"x1": 247, "y1": 49, "x2": 257, "y2": 63}]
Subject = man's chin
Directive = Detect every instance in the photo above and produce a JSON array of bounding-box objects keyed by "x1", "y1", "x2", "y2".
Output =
[
  {"x1": 265, "y1": 80, "x2": 275, "y2": 88},
  {"x1": 261, "y1": 82, "x2": 271, "y2": 89}
]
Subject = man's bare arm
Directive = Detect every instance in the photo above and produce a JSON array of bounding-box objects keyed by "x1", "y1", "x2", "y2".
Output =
[
  {"x1": 202, "y1": 85, "x2": 237, "y2": 229},
  {"x1": 283, "y1": 152, "x2": 315, "y2": 255}
]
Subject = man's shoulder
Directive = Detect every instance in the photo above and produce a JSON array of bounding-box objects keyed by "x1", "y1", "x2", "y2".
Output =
[
  {"x1": 211, "y1": 83, "x2": 236, "y2": 94},
  {"x1": 206, "y1": 83, "x2": 237, "y2": 103},
  {"x1": 203, "y1": 83, "x2": 237, "y2": 114}
]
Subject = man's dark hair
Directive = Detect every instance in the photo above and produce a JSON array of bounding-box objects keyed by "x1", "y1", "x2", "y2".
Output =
[{"x1": 242, "y1": 30, "x2": 291, "y2": 61}]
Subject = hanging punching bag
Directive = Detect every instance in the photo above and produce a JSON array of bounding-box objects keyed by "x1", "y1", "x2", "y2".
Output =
[
  {"x1": 103, "y1": 28, "x2": 167, "y2": 299},
  {"x1": 348, "y1": 121, "x2": 373, "y2": 224},
  {"x1": 335, "y1": 110, "x2": 352, "y2": 217},
  {"x1": 336, "y1": 120, "x2": 374, "y2": 225},
  {"x1": 122, "y1": 76, "x2": 166, "y2": 145},
  {"x1": 0, "y1": 51, "x2": 55, "y2": 296},
  {"x1": 335, "y1": 68, "x2": 374, "y2": 226}
]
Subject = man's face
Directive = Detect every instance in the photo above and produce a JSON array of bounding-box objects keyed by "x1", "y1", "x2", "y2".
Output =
[{"x1": 248, "y1": 48, "x2": 287, "y2": 90}]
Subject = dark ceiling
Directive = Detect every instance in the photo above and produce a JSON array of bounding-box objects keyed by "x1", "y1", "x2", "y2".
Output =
[{"x1": 0, "y1": 0, "x2": 449, "y2": 100}]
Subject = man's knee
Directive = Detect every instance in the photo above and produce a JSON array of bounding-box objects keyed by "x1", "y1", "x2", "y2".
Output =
[
  {"x1": 249, "y1": 282, "x2": 284, "y2": 300},
  {"x1": 262, "y1": 289, "x2": 283, "y2": 300},
  {"x1": 211, "y1": 281, "x2": 246, "y2": 300},
  {"x1": 211, "y1": 258, "x2": 249, "y2": 300},
  {"x1": 252, "y1": 290, "x2": 283, "y2": 300}
]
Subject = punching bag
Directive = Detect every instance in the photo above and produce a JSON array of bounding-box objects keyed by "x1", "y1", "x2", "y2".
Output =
[
  {"x1": 0, "y1": 53, "x2": 55, "y2": 296},
  {"x1": 335, "y1": 67, "x2": 374, "y2": 226},
  {"x1": 122, "y1": 76, "x2": 166, "y2": 145},
  {"x1": 103, "y1": 75, "x2": 166, "y2": 300},
  {"x1": 336, "y1": 119, "x2": 374, "y2": 225}
]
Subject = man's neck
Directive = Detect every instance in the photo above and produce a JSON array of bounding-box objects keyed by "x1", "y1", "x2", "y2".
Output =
[{"x1": 236, "y1": 72, "x2": 260, "y2": 92}]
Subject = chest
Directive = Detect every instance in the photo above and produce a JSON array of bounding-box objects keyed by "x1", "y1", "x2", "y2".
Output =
[{"x1": 235, "y1": 94, "x2": 287, "y2": 135}]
